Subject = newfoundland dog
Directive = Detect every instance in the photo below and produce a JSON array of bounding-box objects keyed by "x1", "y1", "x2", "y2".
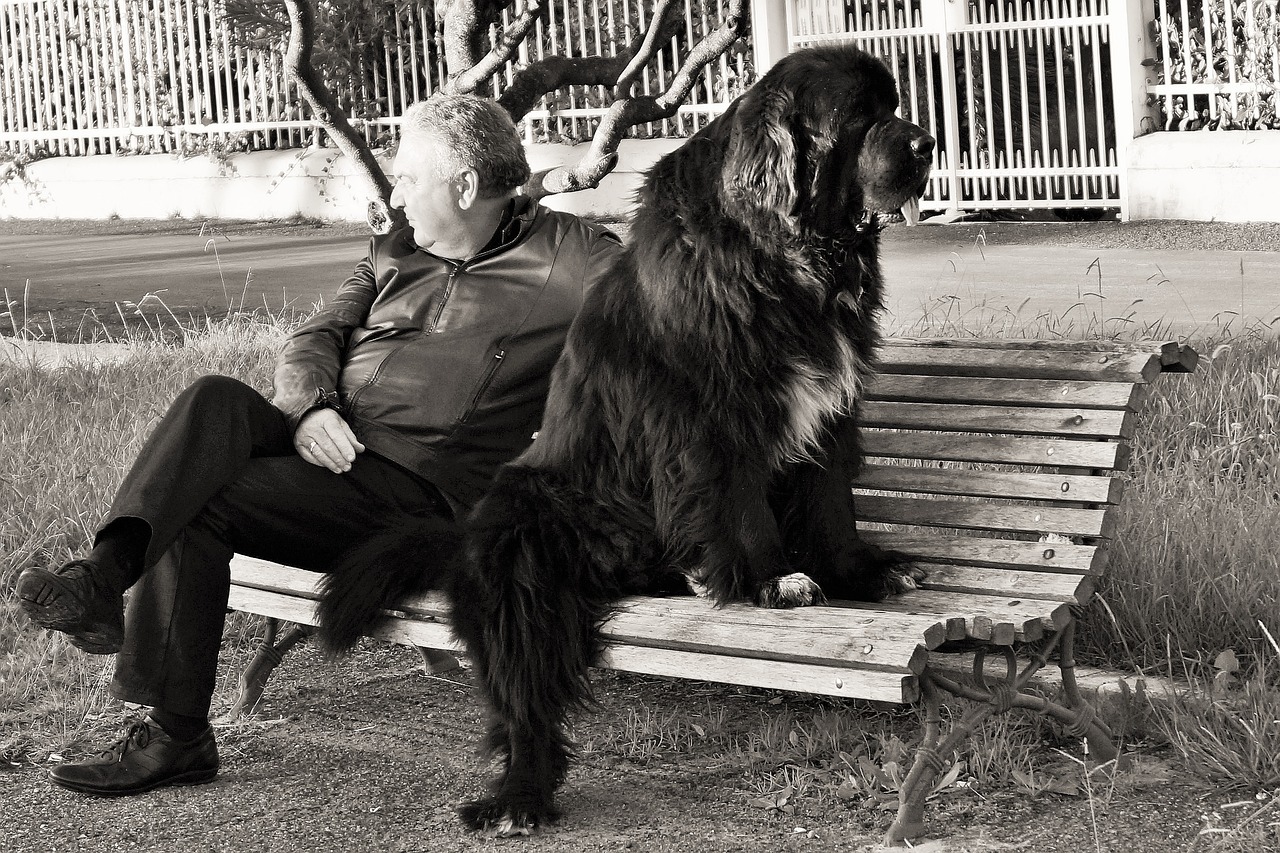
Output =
[{"x1": 446, "y1": 44, "x2": 935, "y2": 835}]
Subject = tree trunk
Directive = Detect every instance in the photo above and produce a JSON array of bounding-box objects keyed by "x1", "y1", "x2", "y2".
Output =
[{"x1": 281, "y1": 0, "x2": 402, "y2": 233}]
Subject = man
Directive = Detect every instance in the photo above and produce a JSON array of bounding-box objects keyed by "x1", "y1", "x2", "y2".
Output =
[{"x1": 16, "y1": 94, "x2": 623, "y2": 796}]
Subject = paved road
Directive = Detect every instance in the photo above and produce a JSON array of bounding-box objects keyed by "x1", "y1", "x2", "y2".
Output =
[{"x1": 3, "y1": 220, "x2": 1279, "y2": 340}]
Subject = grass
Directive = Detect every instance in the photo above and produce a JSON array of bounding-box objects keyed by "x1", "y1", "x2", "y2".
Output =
[{"x1": 1, "y1": 275, "x2": 1278, "y2": 844}]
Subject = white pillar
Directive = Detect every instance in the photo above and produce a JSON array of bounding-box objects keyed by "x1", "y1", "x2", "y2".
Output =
[
  {"x1": 751, "y1": 0, "x2": 791, "y2": 74},
  {"x1": 1109, "y1": 0, "x2": 1158, "y2": 221},
  {"x1": 922, "y1": 0, "x2": 966, "y2": 217}
]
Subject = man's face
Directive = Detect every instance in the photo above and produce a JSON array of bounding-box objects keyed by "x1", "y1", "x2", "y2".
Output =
[{"x1": 389, "y1": 131, "x2": 463, "y2": 253}]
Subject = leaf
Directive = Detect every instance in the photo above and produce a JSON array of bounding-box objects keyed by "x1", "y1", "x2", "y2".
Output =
[
  {"x1": 1044, "y1": 776, "x2": 1082, "y2": 797},
  {"x1": 1214, "y1": 649, "x2": 1241, "y2": 673},
  {"x1": 835, "y1": 781, "x2": 859, "y2": 801},
  {"x1": 858, "y1": 756, "x2": 894, "y2": 790},
  {"x1": 929, "y1": 761, "x2": 965, "y2": 795},
  {"x1": 691, "y1": 723, "x2": 706, "y2": 738}
]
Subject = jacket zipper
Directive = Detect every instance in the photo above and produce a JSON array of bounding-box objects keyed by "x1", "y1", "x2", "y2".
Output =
[
  {"x1": 427, "y1": 217, "x2": 530, "y2": 334},
  {"x1": 460, "y1": 349, "x2": 506, "y2": 423},
  {"x1": 428, "y1": 264, "x2": 461, "y2": 333}
]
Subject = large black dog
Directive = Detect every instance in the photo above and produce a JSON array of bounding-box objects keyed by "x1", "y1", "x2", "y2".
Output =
[{"x1": 445, "y1": 44, "x2": 934, "y2": 835}]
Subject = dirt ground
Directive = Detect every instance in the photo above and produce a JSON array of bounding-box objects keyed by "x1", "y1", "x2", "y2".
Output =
[
  {"x1": 4, "y1": 215, "x2": 1276, "y2": 850},
  {"x1": 0, "y1": 639, "x2": 1258, "y2": 853}
]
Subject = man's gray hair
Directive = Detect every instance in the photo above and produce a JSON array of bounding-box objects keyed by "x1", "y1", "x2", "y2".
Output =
[{"x1": 401, "y1": 94, "x2": 531, "y2": 198}]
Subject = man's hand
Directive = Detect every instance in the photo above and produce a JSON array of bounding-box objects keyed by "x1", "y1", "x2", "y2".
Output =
[{"x1": 295, "y1": 408, "x2": 366, "y2": 473}]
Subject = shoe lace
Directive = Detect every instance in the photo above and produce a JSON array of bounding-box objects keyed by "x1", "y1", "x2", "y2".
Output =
[{"x1": 100, "y1": 719, "x2": 155, "y2": 761}]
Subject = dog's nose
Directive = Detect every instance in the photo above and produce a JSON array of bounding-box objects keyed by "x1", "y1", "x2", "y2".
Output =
[{"x1": 911, "y1": 134, "x2": 936, "y2": 160}]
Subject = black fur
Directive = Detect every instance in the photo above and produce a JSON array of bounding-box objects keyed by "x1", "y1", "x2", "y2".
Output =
[
  {"x1": 316, "y1": 517, "x2": 463, "y2": 656},
  {"x1": 447, "y1": 44, "x2": 934, "y2": 835}
]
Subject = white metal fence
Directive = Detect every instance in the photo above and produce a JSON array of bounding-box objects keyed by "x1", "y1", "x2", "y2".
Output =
[
  {"x1": 5, "y1": 0, "x2": 1278, "y2": 214},
  {"x1": 1147, "y1": 0, "x2": 1280, "y2": 130},
  {"x1": 789, "y1": 0, "x2": 1125, "y2": 213},
  {"x1": 0, "y1": 0, "x2": 749, "y2": 157}
]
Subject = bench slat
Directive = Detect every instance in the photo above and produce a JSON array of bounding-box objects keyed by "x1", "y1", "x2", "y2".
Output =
[
  {"x1": 913, "y1": 564, "x2": 1094, "y2": 602},
  {"x1": 882, "y1": 338, "x2": 1198, "y2": 374},
  {"x1": 852, "y1": 590, "x2": 1072, "y2": 644},
  {"x1": 600, "y1": 646, "x2": 918, "y2": 704},
  {"x1": 861, "y1": 532, "x2": 1104, "y2": 574},
  {"x1": 603, "y1": 617, "x2": 929, "y2": 673},
  {"x1": 856, "y1": 494, "x2": 1112, "y2": 538},
  {"x1": 228, "y1": 582, "x2": 321, "y2": 624},
  {"x1": 878, "y1": 339, "x2": 1194, "y2": 383},
  {"x1": 861, "y1": 431, "x2": 1125, "y2": 470},
  {"x1": 231, "y1": 556, "x2": 324, "y2": 598},
  {"x1": 853, "y1": 464, "x2": 1119, "y2": 505},
  {"x1": 861, "y1": 401, "x2": 1132, "y2": 439},
  {"x1": 867, "y1": 374, "x2": 1141, "y2": 410},
  {"x1": 371, "y1": 606, "x2": 922, "y2": 704},
  {"x1": 608, "y1": 597, "x2": 950, "y2": 649}
]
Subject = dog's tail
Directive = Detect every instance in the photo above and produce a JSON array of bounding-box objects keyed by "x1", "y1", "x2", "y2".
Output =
[
  {"x1": 447, "y1": 465, "x2": 621, "y2": 756},
  {"x1": 316, "y1": 515, "x2": 463, "y2": 656}
]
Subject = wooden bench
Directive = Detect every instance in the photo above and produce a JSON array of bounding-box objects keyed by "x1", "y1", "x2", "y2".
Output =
[{"x1": 225, "y1": 337, "x2": 1198, "y2": 844}]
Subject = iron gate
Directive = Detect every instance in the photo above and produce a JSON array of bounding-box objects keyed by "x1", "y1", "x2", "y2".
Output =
[{"x1": 787, "y1": 0, "x2": 1122, "y2": 215}]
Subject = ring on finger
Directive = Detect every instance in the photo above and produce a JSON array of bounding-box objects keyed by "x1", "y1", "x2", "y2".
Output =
[{"x1": 308, "y1": 439, "x2": 319, "y2": 454}]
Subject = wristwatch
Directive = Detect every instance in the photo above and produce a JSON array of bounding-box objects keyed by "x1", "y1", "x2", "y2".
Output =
[{"x1": 304, "y1": 387, "x2": 343, "y2": 417}]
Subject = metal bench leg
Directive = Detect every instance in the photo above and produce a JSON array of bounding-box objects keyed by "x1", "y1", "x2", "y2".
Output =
[
  {"x1": 885, "y1": 621, "x2": 1120, "y2": 844},
  {"x1": 226, "y1": 618, "x2": 313, "y2": 719},
  {"x1": 417, "y1": 646, "x2": 461, "y2": 674},
  {"x1": 886, "y1": 676, "x2": 944, "y2": 844}
]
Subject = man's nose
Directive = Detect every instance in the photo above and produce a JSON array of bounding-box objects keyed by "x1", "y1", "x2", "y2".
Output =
[{"x1": 390, "y1": 184, "x2": 404, "y2": 208}]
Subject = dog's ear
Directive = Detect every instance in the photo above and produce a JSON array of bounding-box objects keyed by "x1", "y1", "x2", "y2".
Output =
[{"x1": 723, "y1": 84, "x2": 799, "y2": 228}]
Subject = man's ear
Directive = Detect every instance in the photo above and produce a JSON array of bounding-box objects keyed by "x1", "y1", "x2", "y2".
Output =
[{"x1": 456, "y1": 169, "x2": 481, "y2": 209}]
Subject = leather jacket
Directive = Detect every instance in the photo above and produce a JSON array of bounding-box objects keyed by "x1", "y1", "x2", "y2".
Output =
[{"x1": 272, "y1": 197, "x2": 624, "y2": 515}]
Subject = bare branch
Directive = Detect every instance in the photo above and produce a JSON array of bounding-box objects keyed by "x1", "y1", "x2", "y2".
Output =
[
  {"x1": 614, "y1": 0, "x2": 683, "y2": 93},
  {"x1": 498, "y1": 55, "x2": 632, "y2": 120},
  {"x1": 445, "y1": 1, "x2": 546, "y2": 95},
  {"x1": 497, "y1": 0, "x2": 683, "y2": 121},
  {"x1": 650, "y1": 0, "x2": 750, "y2": 112},
  {"x1": 281, "y1": 0, "x2": 400, "y2": 231},
  {"x1": 526, "y1": 0, "x2": 750, "y2": 199},
  {"x1": 437, "y1": 0, "x2": 513, "y2": 90}
]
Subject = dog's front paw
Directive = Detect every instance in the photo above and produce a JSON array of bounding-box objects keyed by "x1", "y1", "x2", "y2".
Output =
[
  {"x1": 458, "y1": 796, "x2": 556, "y2": 838},
  {"x1": 885, "y1": 563, "x2": 927, "y2": 595},
  {"x1": 755, "y1": 573, "x2": 828, "y2": 608}
]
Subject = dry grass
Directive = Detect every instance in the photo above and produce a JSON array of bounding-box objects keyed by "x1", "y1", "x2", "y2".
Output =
[{"x1": 2, "y1": 295, "x2": 1278, "y2": 808}]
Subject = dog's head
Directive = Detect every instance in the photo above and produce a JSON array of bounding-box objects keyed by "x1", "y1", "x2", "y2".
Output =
[{"x1": 720, "y1": 45, "x2": 934, "y2": 236}]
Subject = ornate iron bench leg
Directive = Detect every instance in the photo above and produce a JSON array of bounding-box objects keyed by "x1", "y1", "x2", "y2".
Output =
[
  {"x1": 226, "y1": 618, "x2": 313, "y2": 719},
  {"x1": 885, "y1": 620, "x2": 1120, "y2": 844},
  {"x1": 417, "y1": 646, "x2": 461, "y2": 674},
  {"x1": 886, "y1": 676, "x2": 944, "y2": 844}
]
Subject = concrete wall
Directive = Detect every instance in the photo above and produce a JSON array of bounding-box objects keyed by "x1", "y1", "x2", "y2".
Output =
[
  {"x1": 1126, "y1": 131, "x2": 1280, "y2": 223},
  {"x1": 6, "y1": 132, "x2": 1280, "y2": 223},
  {"x1": 0, "y1": 139, "x2": 685, "y2": 223}
]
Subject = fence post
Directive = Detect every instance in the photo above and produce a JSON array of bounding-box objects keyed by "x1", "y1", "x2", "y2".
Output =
[
  {"x1": 1109, "y1": 0, "x2": 1157, "y2": 221},
  {"x1": 750, "y1": 0, "x2": 791, "y2": 73},
  {"x1": 922, "y1": 0, "x2": 966, "y2": 218}
]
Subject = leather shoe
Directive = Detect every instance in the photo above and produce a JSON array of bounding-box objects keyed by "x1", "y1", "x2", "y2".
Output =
[
  {"x1": 17, "y1": 559, "x2": 124, "y2": 654},
  {"x1": 50, "y1": 717, "x2": 219, "y2": 796}
]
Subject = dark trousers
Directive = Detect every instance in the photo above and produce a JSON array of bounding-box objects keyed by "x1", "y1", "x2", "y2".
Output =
[{"x1": 105, "y1": 375, "x2": 449, "y2": 717}]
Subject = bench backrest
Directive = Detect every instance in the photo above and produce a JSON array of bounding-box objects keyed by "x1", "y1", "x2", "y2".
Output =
[{"x1": 850, "y1": 339, "x2": 1198, "y2": 649}]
